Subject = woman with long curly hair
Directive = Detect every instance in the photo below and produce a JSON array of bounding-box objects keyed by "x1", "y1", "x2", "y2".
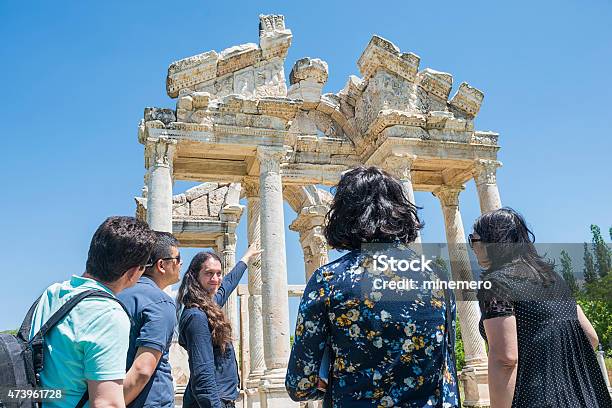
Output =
[
  {"x1": 177, "y1": 243, "x2": 261, "y2": 408},
  {"x1": 472, "y1": 208, "x2": 611, "y2": 407}
]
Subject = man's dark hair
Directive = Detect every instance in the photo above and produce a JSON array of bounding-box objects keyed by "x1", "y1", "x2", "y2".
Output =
[
  {"x1": 145, "y1": 231, "x2": 180, "y2": 274},
  {"x1": 324, "y1": 166, "x2": 423, "y2": 250},
  {"x1": 86, "y1": 216, "x2": 156, "y2": 283}
]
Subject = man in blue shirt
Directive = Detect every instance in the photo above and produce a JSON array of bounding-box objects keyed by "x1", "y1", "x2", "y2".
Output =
[{"x1": 119, "y1": 231, "x2": 182, "y2": 408}]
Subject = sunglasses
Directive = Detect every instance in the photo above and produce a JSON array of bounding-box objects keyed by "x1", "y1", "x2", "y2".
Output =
[
  {"x1": 162, "y1": 254, "x2": 181, "y2": 264},
  {"x1": 468, "y1": 234, "x2": 482, "y2": 248},
  {"x1": 143, "y1": 253, "x2": 181, "y2": 268}
]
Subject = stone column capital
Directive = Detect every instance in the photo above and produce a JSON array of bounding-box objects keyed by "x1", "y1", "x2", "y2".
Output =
[
  {"x1": 473, "y1": 159, "x2": 502, "y2": 185},
  {"x1": 305, "y1": 232, "x2": 328, "y2": 254},
  {"x1": 145, "y1": 137, "x2": 177, "y2": 169},
  {"x1": 220, "y1": 204, "x2": 244, "y2": 225},
  {"x1": 256, "y1": 147, "x2": 285, "y2": 174},
  {"x1": 242, "y1": 177, "x2": 260, "y2": 198},
  {"x1": 434, "y1": 185, "x2": 464, "y2": 207},
  {"x1": 216, "y1": 232, "x2": 238, "y2": 254},
  {"x1": 288, "y1": 204, "x2": 329, "y2": 234},
  {"x1": 385, "y1": 153, "x2": 417, "y2": 181}
]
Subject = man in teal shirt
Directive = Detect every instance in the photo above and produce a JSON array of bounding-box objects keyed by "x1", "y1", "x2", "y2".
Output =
[{"x1": 29, "y1": 216, "x2": 155, "y2": 408}]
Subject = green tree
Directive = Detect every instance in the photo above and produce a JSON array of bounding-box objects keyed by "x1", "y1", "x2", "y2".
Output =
[
  {"x1": 454, "y1": 319, "x2": 465, "y2": 371},
  {"x1": 577, "y1": 273, "x2": 612, "y2": 354},
  {"x1": 559, "y1": 249, "x2": 578, "y2": 295},
  {"x1": 591, "y1": 224, "x2": 611, "y2": 278},
  {"x1": 583, "y1": 243, "x2": 598, "y2": 284}
]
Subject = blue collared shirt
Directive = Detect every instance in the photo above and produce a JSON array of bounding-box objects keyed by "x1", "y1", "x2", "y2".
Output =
[{"x1": 118, "y1": 276, "x2": 177, "y2": 408}]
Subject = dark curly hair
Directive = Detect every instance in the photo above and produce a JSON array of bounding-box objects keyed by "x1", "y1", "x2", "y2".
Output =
[
  {"x1": 324, "y1": 166, "x2": 423, "y2": 250},
  {"x1": 473, "y1": 207, "x2": 556, "y2": 284},
  {"x1": 176, "y1": 251, "x2": 233, "y2": 353}
]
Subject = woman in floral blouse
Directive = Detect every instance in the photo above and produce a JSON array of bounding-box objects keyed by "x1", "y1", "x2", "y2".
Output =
[{"x1": 286, "y1": 166, "x2": 460, "y2": 408}]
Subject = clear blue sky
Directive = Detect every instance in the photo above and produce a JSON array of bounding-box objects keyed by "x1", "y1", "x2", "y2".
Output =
[{"x1": 1, "y1": 0, "x2": 611, "y2": 331}]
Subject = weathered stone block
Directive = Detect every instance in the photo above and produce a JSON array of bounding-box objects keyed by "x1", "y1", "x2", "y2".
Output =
[
  {"x1": 416, "y1": 68, "x2": 453, "y2": 101},
  {"x1": 208, "y1": 186, "x2": 229, "y2": 216},
  {"x1": 234, "y1": 68, "x2": 256, "y2": 96},
  {"x1": 191, "y1": 92, "x2": 210, "y2": 109},
  {"x1": 176, "y1": 109, "x2": 189, "y2": 122},
  {"x1": 287, "y1": 80, "x2": 323, "y2": 106},
  {"x1": 225, "y1": 183, "x2": 242, "y2": 205},
  {"x1": 185, "y1": 182, "x2": 218, "y2": 201},
  {"x1": 177, "y1": 95, "x2": 193, "y2": 111},
  {"x1": 190, "y1": 195, "x2": 209, "y2": 216},
  {"x1": 289, "y1": 57, "x2": 328, "y2": 85},
  {"x1": 173, "y1": 193, "x2": 187, "y2": 204},
  {"x1": 144, "y1": 107, "x2": 176, "y2": 125},
  {"x1": 259, "y1": 15, "x2": 292, "y2": 59},
  {"x1": 357, "y1": 35, "x2": 420, "y2": 82},
  {"x1": 254, "y1": 60, "x2": 287, "y2": 98},
  {"x1": 450, "y1": 82, "x2": 484, "y2": 117},
  {"x1": 173, "y1": 201, "x2": 190, "y2": 217}
]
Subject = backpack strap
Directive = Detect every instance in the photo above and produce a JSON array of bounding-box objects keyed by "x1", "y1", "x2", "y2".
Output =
[
  {"x1": 24, "y1": 289, "x2": 129, "y2": 408},
  {"x1": 75, "y1": 389, "x2": 89, "y2": 408},
  {"x1": 29, "y1": 290, "x2": 118, "y2": 342},
  {"x1": 17, "y1": 298, "x2": 42, "y2": 342}
]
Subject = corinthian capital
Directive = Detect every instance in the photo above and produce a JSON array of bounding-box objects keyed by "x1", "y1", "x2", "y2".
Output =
[
  {"x1": 256, "y1": 147, "x2": 285, "y2": 174},
  {"x1": 242, "y1": 177, "x2": 260, "y2": 198},
  {"x1": 433, "y1": 185, "x2": 464, "y2": 207},
  {"x1": 145, "y1": 137, "x2": 177, "y2": 169},
  {"x1": 385, "y1": 153, "x2": 417, "y2": 181},
  {"x1": 473, "y1": 159, "x2": 501, "y2": 185}
]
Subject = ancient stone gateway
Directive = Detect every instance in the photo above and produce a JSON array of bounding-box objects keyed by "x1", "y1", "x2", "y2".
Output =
[{"x1": 136, "y1": 14, "x2": 502, "y2": 408}]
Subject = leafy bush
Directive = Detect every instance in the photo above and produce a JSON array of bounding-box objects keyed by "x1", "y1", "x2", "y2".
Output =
[{"x1": 577, "y1": 274, "x2": 612, "y2": 356}]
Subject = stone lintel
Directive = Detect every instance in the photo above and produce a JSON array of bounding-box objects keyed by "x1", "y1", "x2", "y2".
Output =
[
  {"x1": 256, "y1": 97, "x2": 301, "y2": 121},
  {"x1": 217, "y1": 43, "x2": 261, "y2": 77},
  {"x1": 471, "y1": 131, "x2": 499, "y2": 146},
  {"x1": 167, "y1": 50, "x2": 219, "y2": 98},
  {"x1": 357, "y1": 35, "x2": 420, "y2": 82},
  {"x1": 366, "y1": 109, "x2": 427, "y2": 137},
  {"x1": 167, "y1": 15, "x2": 292, "y2": 98},
  {"x1": 364, "y1": 131, "x2": 499, "y2": 170}
]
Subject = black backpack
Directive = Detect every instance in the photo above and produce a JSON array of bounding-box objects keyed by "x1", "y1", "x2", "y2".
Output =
[{"x1": 0, "y1": 289, "x2": 127, "y2": 408}]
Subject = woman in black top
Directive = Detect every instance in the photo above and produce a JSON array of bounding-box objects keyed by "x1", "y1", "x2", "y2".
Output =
[
  {"x1": 177, "y1": 244, "x2": 261, "y2": 408},
  {"x1": 471, "y1": 208, "x2": 611, "y2": 408}
]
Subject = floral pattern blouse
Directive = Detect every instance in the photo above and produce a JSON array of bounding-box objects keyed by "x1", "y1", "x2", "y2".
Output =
[{"x1": 286, "y1": 244, "x2": 460, "y2": 408}]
